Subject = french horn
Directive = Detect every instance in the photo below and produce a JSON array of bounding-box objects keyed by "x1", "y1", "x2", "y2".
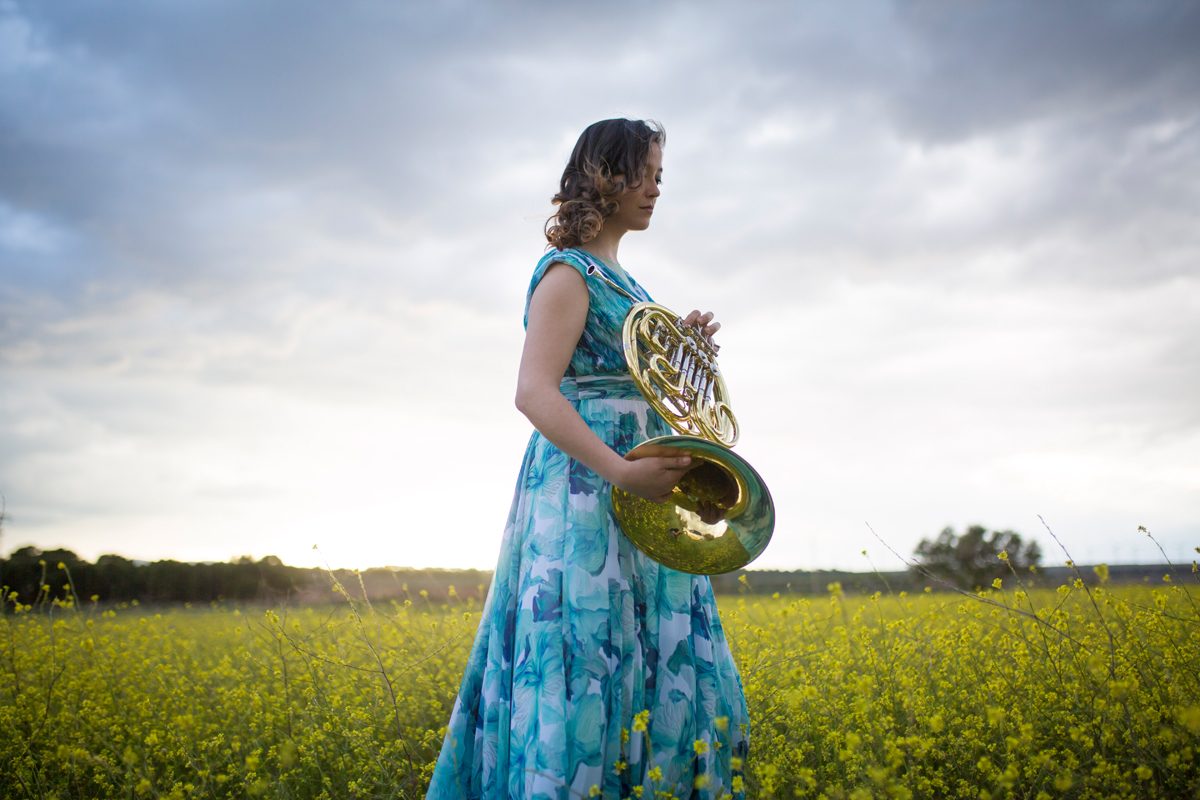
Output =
[{"x1": 586, "y1": 264, "x2": 775, "y2": 575}]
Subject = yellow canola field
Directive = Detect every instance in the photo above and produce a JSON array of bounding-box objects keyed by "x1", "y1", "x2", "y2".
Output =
[{"x1": 2, "y1": 575, "x2": 1198, "y2": 799}]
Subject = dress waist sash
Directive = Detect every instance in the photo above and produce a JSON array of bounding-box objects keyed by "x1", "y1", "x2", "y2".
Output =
[{"x1": 559, "y1": 374, "x2": 644, "y2": 401}]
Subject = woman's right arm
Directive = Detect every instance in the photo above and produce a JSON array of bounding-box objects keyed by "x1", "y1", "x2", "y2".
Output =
[{"x1": 513, "y1": 262, "x2": 693, "y2": 503}]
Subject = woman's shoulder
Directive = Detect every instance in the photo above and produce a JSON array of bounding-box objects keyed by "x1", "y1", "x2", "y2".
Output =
[
  {"x1": 528, "y1": 247, "x2": 595, "y2": 295},
  {"x1": 535, "y1": 247, "x2": 592, "y2": 276},
  {"x1": 524, "y1": 248, "x2": 592, "y2": 325}
]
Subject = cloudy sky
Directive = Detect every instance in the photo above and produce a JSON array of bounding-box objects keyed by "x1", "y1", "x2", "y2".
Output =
[{"x1": 2, "y1": 0, "x2": 1197, "y2": 572}]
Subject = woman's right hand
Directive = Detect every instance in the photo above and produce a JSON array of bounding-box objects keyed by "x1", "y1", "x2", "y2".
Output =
[{"x1": 613, "y1": 449, "x2": 693, "y2": 503}]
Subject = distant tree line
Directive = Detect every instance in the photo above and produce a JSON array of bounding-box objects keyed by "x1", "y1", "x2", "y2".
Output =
[
  {"x1": 0, "y1": 546, "x2": 492, "y2": 610},
  {"x1": 0, "y1": 524, "x2": 1175, "y2": 610},
  {"x1": 2, "y1": 547, "x2": 305, "y2": 606}
]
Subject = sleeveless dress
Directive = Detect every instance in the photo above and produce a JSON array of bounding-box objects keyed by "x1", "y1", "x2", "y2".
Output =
[{"x1": 425, "y1": 248, "x2": 749, "y2": 800}]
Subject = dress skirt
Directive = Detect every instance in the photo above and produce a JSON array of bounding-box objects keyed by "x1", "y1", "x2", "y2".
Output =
[{"x1": 426, "y1": 374, "x2": 749, "y2": 800}]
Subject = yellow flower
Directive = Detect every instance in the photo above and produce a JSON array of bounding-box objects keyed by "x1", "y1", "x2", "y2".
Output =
[{"x1": 5, "y1": 565, "x2": 1194, "y2": 799}]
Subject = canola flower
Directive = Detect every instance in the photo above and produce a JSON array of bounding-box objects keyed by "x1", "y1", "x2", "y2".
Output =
[
  {"x1": 1, "y1": 564, "x2": 1199, "y2": 799},
  {"x1": 730, "y1": 571, "x2": 1200, "y2": 799}
]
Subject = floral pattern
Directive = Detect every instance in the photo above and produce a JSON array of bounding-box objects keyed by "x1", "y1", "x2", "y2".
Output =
[{"x1": 426, "y1": 248, "x2": 749, "y2": 799}]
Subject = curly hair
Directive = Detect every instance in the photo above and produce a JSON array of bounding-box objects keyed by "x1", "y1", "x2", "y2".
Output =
[{"x1": 545, "y1": 118, "x2": 665, "y2": 250}]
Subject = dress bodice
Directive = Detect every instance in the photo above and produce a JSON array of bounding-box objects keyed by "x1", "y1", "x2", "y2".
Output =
[{"x1": 523, "y1": 247, "x2": 654, "y2": 379}]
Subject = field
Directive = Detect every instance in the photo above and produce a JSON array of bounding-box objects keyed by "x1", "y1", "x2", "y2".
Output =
[{"x1": 2, "y1": 567, "x2": 1199, "y2": 799}]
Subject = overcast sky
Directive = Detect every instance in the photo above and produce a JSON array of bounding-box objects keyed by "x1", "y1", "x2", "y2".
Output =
[{"x1": 2, "y1": 0, "x2": 1198, "y2": 572}]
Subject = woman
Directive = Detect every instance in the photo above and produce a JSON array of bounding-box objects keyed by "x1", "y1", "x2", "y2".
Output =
[{"x1": 426, "y1": 119, "x2": 749, "y2": 799}]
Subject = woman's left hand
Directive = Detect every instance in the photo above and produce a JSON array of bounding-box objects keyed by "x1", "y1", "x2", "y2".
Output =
[{"x1": 681, "y1": 309, "x2": 720, "y2": 346}]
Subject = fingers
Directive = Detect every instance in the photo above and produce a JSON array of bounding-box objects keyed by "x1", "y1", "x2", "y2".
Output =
[
  {"x1": 681, "y1": 309, "x2": 720, "y2": 344},
  {"x1": 654, "y1": 456, "x2": 692, "y2": 477},
  {"x1": 651, "y1": 456, "x2": 692, "y2": 503},
  {"x1": 617, "y1": 452, "x2": 699, "y2": 503},
  {"x1": 626, "y1": 444, "x2": 687, "y2": 461},
  {"x1": 639, "y1": 454, "x2": 691, "y2": 467}
]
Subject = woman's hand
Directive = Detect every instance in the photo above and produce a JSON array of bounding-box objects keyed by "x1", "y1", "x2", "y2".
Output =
[
  {"x1": 680, "y1": 309, "x2": 720, "y2": 347},
  {"x1": 614, "y1": 449, "x2": 693, "y2": 503}
]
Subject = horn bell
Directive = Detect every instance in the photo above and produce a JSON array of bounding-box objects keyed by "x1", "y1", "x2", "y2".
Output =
[{"x1": 611, "y1": 435, "x2": 774, "y2": 575}]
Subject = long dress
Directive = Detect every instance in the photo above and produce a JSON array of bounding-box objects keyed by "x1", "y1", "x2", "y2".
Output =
[{"x1": 425, "y1": 248, "x2": 750, "y2": 800}]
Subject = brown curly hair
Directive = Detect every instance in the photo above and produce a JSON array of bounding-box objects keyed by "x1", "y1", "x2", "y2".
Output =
[{"x1": 545, "y1": 119, "x2": 666, "y2": 250}]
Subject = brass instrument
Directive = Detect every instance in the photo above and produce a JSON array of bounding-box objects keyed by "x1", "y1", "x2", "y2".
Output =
[{"x1": 586, "y1": 263, "x2": 775, "y2": 575}]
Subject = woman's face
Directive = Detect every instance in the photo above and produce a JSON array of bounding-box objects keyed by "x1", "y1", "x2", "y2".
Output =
[{"x1": 607, "y1": 141, "x2": 663, "y2": 234}]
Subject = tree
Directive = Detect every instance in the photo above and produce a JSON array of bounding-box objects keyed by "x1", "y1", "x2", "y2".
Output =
[
  {"x1": 0, "y1": 497, "x2": 5, "y2": 605},
  {"x1": 913, "y1": 524, "x2": 1041, "y2": 590},
  {"x1": 96, "y1": 554, "x2": 139, "y2": 601}
]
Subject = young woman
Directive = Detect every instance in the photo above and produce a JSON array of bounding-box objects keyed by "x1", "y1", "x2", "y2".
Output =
[{"x1": 426, "y1": 119, "x2": 749, "y2": 800}]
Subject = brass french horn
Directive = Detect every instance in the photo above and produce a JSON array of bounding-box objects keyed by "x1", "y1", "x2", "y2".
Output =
[{"x1": 586, "y1": 264, "x2": 775, "y2": 575}]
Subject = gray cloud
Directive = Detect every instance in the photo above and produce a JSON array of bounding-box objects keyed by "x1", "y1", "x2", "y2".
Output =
[
  {"x1": 1, "y1": 0, "x2": 1197, "y2": 566},
  {"x1": 6, "y1": 1, "x2": 1197, "y2": 294}
]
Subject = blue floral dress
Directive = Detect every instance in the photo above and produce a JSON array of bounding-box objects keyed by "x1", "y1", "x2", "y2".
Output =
[{"x1": 426, "y1": 248, "x2": 749, "y2": 800}]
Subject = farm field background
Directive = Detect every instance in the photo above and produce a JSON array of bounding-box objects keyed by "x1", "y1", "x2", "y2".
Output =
[{"x1": 3, "y1": 572, "x2": 1199, "y2": 799}]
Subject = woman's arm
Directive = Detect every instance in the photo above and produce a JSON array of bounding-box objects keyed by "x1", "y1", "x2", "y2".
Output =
[{"x1": 514, "y1": 262, "x2": 693, "y2": 503}]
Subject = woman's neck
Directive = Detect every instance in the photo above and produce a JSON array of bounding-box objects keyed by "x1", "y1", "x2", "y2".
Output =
[{"x1": 579, "y1": 227, "x2": 625, "y2": 267}]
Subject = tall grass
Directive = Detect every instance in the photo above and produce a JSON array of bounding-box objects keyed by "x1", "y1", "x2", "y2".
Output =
[{"x1": 2, "y1": 541, "x2": 1198, "y2": 799}]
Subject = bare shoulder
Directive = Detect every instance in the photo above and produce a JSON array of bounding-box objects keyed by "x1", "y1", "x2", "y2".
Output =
[
  {"x1": 532, "y1": 259, "x2": 588, "y2": 301},
  {"x1": 528, "y1": 259, "x2": 588, "y2": 331},
  {"x1": 541, "y1": 259, "x2": 587, "y2": 283}
]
